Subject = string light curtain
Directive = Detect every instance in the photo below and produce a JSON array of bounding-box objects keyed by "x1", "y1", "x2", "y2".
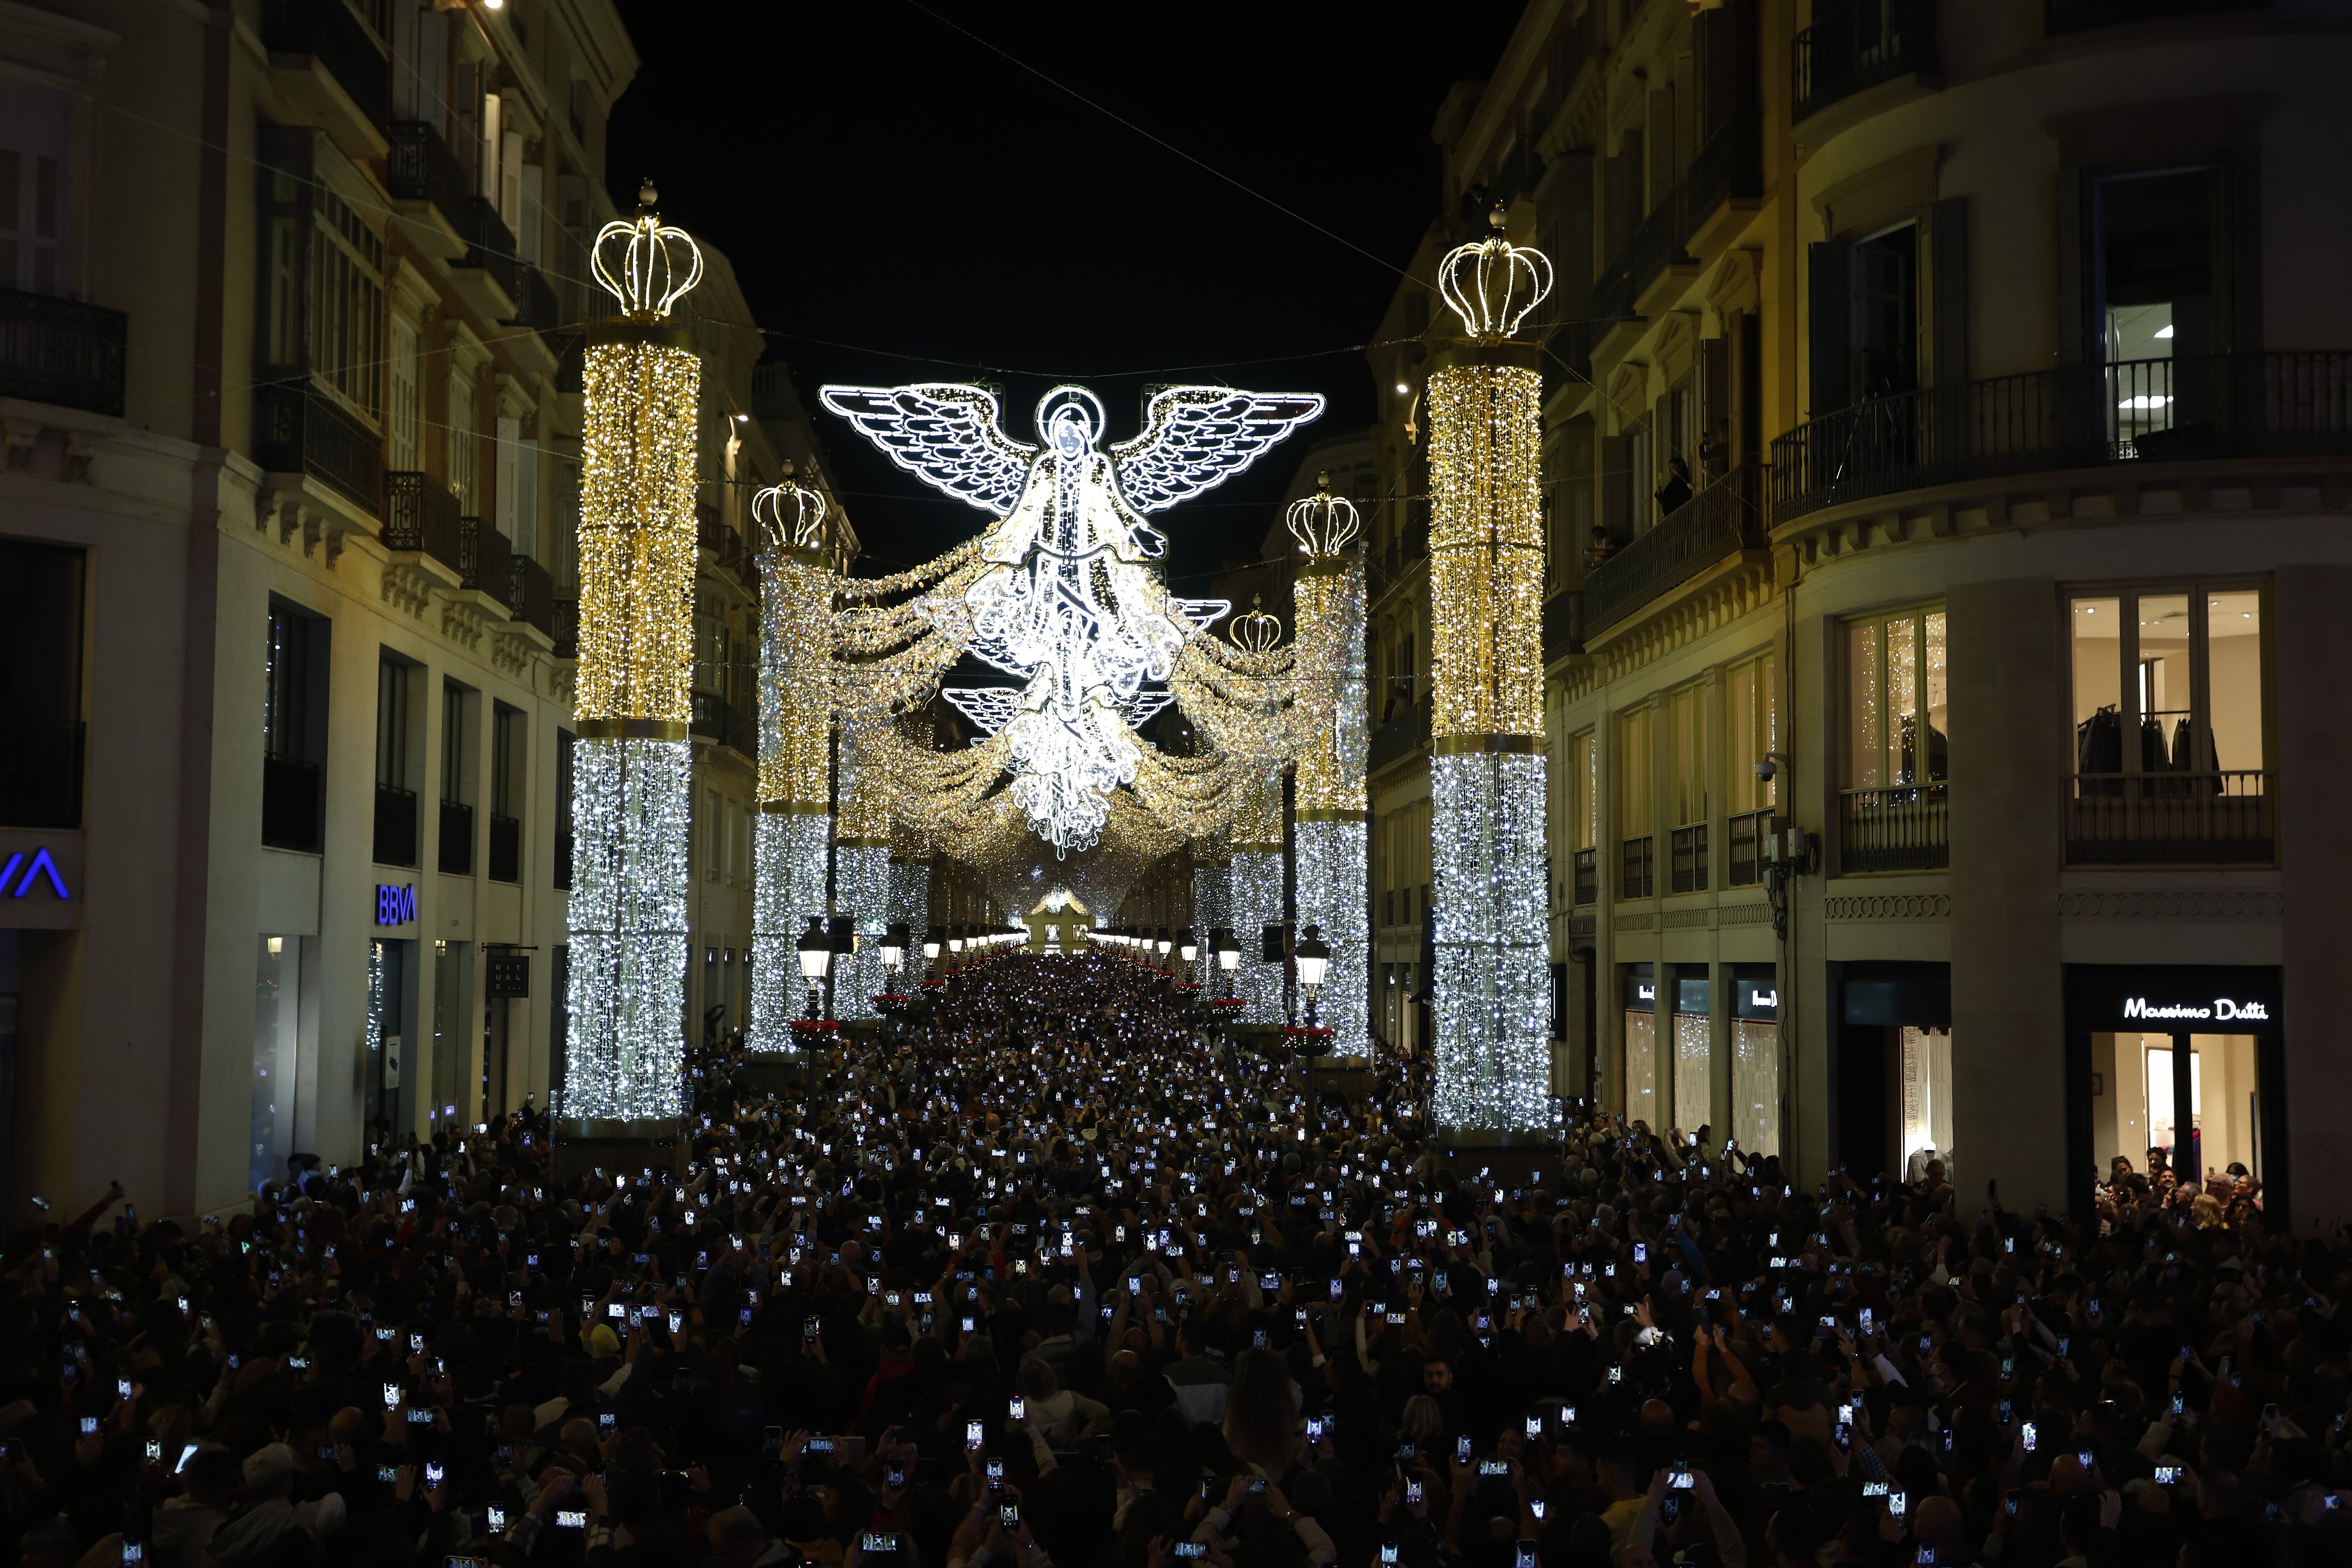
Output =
[
  {"x1": 1228, "y1": 764, "x2": 1287, "y2": 1026},
  {"x1": 1289, "y1": 478, "x2": 1370, "y2": 1056},
  {"x1": 1424, "y1": 208, "x2": 1555, "y2": 1143},
  {"x1": 833, "y1": 729, "x2": 893, "y2": 1019},
  {"x1": 749, "y1": 475, "x2": 834, "y2": 1050},
  {"x1": 562, "y1": 186, "x2": 703, "y2": 1123}
]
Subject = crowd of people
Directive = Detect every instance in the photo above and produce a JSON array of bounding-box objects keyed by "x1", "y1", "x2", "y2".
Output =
[{"x1": 4, "y1": 945, "x2": 2349, "y2": 1568}]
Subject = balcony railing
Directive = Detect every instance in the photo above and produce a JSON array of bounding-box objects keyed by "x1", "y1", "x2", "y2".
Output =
[
  {"x1": 0, "y1": 718, "x2": 83, "y2": 828},
  {"x1": 1770, "y1": 354, "x2": 2352, "y2": 525},
  {"x1": 554, "y1": 829, "x2": 574, "y2": 891},
  {"x1": 254, "y1": 382, "x2": 382, "y2": 509},
  {"x1": 1793, "y1": 0, "x2": 1938, "y2": 125},
  {"x1": 1542, "y1": 591, "x2": 1585, "y2": 664},
  {"x1": 1727, "y1": 807, "x2": 1772, "y2": 886},
  {"x1": 373, "y1": 782, "x2": 418, "y2": 867},
  {"x1": 1369, "y1": 694, "x2": 1432, "y2": 774},
  {"x1": 438, "y1": 799, "x2": 474, "y2": 875},
  {"x1": 1585, "y1": 462, "x2": 1761, "y2": 634},
  {"x1": 552, "y1": 598, "x2": 579, "y2": 659},
  {"x1": 488, "y1": 812, "x2": 522, "y2": 884},
  {"x1": 457, "y1": 518, "x2": 516, "y2": 611},
  {"x1": 1625, "y1": 191, "x2": 1688, "y2": 301},
  {"x1": 2064, "y1": 772, "x2": 2273, "y2": 865},
  {"x1": 504, "y1": 263, "x2": 562, "y2": 332},
  {"x1": 690, "y1": 690, "x2": 731, "y2": 743},
  {"x1": 2045, "y1": 0, "x2": 2262, "y2": 34},
  {"x1": 510, "y1": 555, "x2": 554, "y2": 636},
  {"x1": 0, "y1": 285, "x2": 127, "y2": 418},
  {"x1": 458, "y1": 196, "x2": 519, "y2": 302},
  {"x1": 1685, "y1": 119, "x2": 1762, "y2": 227},
  {"x1": 387, "y1": 120, "x2": 469, "y2": 228},
  {"x1": 1620, "y1": 835, "x2": 1656, "y2": 899},
  {"x1": 259, "y1": 0, "x2": 389, "y2": 131},
  {"x1": 1839, "y1": 784, "x2": 1948, "y2": 873},
  {"x1": 382, "y1": 470, "x2": 462, "y2": 572},
  {"x1": 1671, "y1": 823, "x2": 1710, "y2": 893},
  {"x1": 262, "y1": 755, "x2": 323, "y2": 852},
  {"x1": 1572, "y1": 846, "x2": 1598, "y2": 906}
]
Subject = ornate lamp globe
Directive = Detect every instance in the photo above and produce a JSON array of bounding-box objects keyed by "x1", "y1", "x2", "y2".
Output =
[{"x1": 1295, "y1": 923, "x2": 1331, "y2": 1003}]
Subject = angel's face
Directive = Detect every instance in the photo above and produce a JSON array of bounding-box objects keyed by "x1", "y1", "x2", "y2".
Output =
[{"x1": 1048, "y1": 406, "x2": 1094, "y2": 459}]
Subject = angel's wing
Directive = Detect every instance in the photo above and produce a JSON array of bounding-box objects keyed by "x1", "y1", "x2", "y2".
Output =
[
  {"x1": 1112, "y1": 386, "x2": 1326, "y2": 513},
  {"x1": 1171, "y1": 597, "x2": 1231, "y2": 631},
  {"x1": 818, "y1": 384, "x2": 1037, "y2": 514},
  {"x1": 1120, "y1": 691, "x2": 1177, "y2": 729},
  {"x1": 942, "y1": 685, "x2": 1026, "y2": 736}
]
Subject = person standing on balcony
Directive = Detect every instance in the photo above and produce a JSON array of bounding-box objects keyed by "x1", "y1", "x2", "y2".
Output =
[{"x1": 1654, "y1": 457, "x2": 1693, "y2": 523}]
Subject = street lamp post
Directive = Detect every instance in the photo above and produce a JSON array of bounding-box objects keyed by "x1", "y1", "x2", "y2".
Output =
[{"x1": 796, "y1": 916, "x2": 832, "y2": 1025}]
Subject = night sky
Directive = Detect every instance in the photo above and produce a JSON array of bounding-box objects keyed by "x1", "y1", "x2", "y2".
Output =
[{"x1": 606, "y1": 0, "x2": 1523, "y2": 588}]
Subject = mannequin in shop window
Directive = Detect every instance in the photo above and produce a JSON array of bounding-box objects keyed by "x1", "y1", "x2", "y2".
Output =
[{"x1": 2076, "y1": 706, "x2": 2123, "y2": 793}]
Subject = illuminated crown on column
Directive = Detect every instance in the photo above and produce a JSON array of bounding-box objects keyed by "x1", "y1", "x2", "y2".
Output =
[
  {"x1": 752, "y1": 460, "x2": 829, "y2": 552},
  {"x1": 591, "y1": 180, "x2": 704, "y2": 320},
  {"x1": 1285, "y1": 471, "x2": 1361, "y2": 559},
  {"x1": 1437, "y1": 200, "x2": 1553, "y2": 344},
  {"x1": 1231, "y1": 596, "x2": 1283, "y2": 656}
]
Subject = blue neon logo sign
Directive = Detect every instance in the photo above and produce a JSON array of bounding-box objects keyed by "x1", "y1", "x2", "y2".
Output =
[
  {"x1": 375, "y1": 884, "x2": 416, "y2": 925},
  {"x1": 0, "y1": 848, "x2": 69, "y2": 899}
]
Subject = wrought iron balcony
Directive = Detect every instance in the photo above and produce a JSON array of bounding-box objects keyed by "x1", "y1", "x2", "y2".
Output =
[
  {"x1": 1571, "y1": 846, "x2": 1597, "y2": 907},
  {"x1": 253, "y1": 383, "x2": 383, "y2": 509},
  {"x1": 1584, "y1": 462, "x2": 1761, "y2": 634},
  {"x1": 0, "y1": 285, "x2": 127, "y2": 418},
  {"x1": 1726, "y1": 808, "x2": 1772, "y2": 887},
  {"x1": 1770, "y1": 353, "x2": 2352, "y2": 525},
  {"x1": 690, "y1": 690, "x2": 731, "y2": 742},
  {"x1": 373, "y1": 782, "x2": 418, "y2": 867},
  {"x1": 551, "y1": 598, "x2": 579, "y2": 659},
  {"x1": 1793, "y1": 0, "x2": 1938, "y2": 126},
  {"x1": 509, "y1": 555, "x2": 554, "y2": 636},
  {"x1": 258, "y1": 0, "x2": 389, "y2": 132},
  {"x1": 457, "y1": 196, "x2": 519, "y2": 303},
  {"x1": 1839, "y1": 784, "x2": 1948, "y2": 873},
  {"x1": 2064, "y1": 771, "x2": 2273, "y2": 865},
  {"x1": 488, "y1": 812, "x2": 522, "y2": 884},
  {"x1": 504, "y1": 263, "x2": 562, "y2": 332},
  {"x1": 1670, "y1": 824, "x2": 1710, "y2": 893},
  {"x1": 1542, "y1": 591, "x2": 1585, "y2": 664},
  {"x1": 262, "y1": 755, "x2": 323, "y2": 852},
  {"x1": 387, "y1": 120, "x2": 469, "y2": 229},
  {"x1": 438, "y1": 799, "x2": 474, "y2": 875},
  {"x1": 2045, "y1": 0, "x2": 2261, "y2": 34},
  {"x1": 1369, "y1": 694, "x2": 1431, "y2": 774},
  {"x1": 382, "y1": 470, "x2": 462, "y2": 573},
  {"x1": 1619, "y1": 836, "x2": 1656, "y2": 899},
  {"x1": 457, "y1": 517, "x2": 516, "y2": 610}
]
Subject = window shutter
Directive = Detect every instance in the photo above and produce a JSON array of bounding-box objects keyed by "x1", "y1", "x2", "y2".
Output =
[
  {"x1": 1808, "y1": 241, "x2": 1856, "y2": 417},
  {"x1": 1927, "y1": 196, "x2": 1969, "y2": 388}
]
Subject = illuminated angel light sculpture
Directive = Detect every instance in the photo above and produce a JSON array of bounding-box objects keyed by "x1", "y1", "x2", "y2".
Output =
[{"x1": 821, "y1": 382, "x2": 1324, "y2": 853}]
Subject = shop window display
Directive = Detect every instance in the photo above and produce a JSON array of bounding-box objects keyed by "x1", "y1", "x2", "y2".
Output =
[
  {"x1": 1899, "y1": 1025, "x2": 1953, "y2": 1178},
  {"x1": 2092, "y1": 1030, "x2": 2261, "y2": 1184}
]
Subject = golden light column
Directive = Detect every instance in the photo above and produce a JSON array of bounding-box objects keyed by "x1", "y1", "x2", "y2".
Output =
[
  {"x1": 1288, "y1": 475, "x2": 1369, "y2": 1056},
  {"x1": 748, "y1": 468, "x2": 833, "y2": 1050},
  {"x1": 1424, "y1": 205, "x2": 1554, "y2": 1146},
  {"x1": 562, "y1": 182, "x2": 703, "y2": 1133}
]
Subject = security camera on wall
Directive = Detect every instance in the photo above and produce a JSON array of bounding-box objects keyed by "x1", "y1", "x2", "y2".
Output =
[{"x1": 1753, "y1": 759, "x2": 1776, "y2": 782}]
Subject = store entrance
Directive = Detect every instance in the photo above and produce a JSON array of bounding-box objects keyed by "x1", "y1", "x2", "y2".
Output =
[
  {"x1": 2064, "y1": 965, "x2": 2285, "y2": 1224},
  {"x1": 366, "y1": 938, "x2": 414, "y2": 1145},
  {"x1": 1835, "y1": 962, "x2": 1952, "y2": 1185}
]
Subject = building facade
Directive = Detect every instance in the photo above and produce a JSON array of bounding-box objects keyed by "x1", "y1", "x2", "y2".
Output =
[
  {"x1": 1373, "y1": 0, "x2": 2352, "y2": 1228},
  {"x1": 0, "y1": 0, "x2": 853, "y2": 1223}
]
